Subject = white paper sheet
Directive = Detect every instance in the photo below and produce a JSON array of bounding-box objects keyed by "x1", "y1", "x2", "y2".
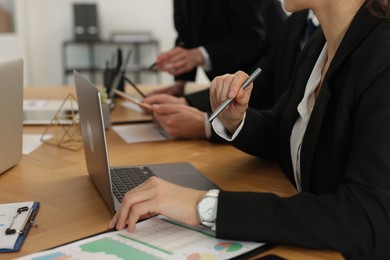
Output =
[
  {"x1": 120, "y1": 100, "x2": 144, "y2": 112},
  {"x1": 23, "y1": 134, "x2": 49, "y2": 155},
  {"x1": 17, "y1": 216, "x2": 264, "y2": 260},
  {"x1": 112, "y1": 123, "x2": 170, "y2": 143}
]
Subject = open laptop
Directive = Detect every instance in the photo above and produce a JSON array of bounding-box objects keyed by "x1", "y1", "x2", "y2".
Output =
[
  {"x1": 74, "y1": 71, "x2": 218, "y2": 213},
  {"x1": 0, "y1": 58, "x2": 23, "y2": 174}
]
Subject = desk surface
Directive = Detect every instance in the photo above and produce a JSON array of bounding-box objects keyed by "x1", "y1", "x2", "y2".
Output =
[{"x1": 0, "y1": 86, "x2": 343, "y2": 259}]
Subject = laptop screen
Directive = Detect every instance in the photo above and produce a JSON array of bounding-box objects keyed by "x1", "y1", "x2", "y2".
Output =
[{"x1": 0, "y1": 58, "x2": 23, "y2": 174}]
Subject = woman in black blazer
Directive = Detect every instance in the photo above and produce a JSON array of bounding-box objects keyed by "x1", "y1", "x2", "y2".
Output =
[{"x1": 111, "y1": 0, "x2": 390, "y2": 258}]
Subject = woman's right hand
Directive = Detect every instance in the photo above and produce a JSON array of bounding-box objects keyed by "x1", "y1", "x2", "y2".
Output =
[{"x1": 210, "y1": 71, "x2": 253, "y2": 134}]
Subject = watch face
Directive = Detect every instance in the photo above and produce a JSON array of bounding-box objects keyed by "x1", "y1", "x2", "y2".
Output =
[{"x1": 199, "y1": 197, "x2": 217, "y2": 222}]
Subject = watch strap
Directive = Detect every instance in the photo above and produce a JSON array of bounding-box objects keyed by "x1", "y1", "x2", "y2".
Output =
[{"x1": 198, "y1": 189, "x2": 219, "y2": 229}]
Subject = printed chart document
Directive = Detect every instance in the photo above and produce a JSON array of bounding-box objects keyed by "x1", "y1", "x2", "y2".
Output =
[{"x1": 18, "y1": 216, "x2": 264, "y2": 260}]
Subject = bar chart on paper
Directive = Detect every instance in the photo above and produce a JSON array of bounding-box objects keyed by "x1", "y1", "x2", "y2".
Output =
[
  {"x1": 18, "y1": 216, "x2": 264, "y2": 260},
  {"x1": 29, "y1": 237, "x2": 158, "y2": 260}
]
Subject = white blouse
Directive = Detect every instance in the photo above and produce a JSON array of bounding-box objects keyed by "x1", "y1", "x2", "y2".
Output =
[{"x1": 290, "y1": 43, "x2": 328, "y2": 192}]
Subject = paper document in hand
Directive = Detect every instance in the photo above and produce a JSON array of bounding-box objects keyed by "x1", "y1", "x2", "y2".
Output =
[{"x1": 17, "y1": 216, "x2": 264, "y2": 260}]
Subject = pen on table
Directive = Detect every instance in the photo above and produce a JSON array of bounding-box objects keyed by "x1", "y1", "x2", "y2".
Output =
[
  {"x1": 123, "y1": 76, "x2": 146, "y2": 98},
  {"x1": 208, "y1": 67, "x2": 262, "y2": 122},
  {"x1": 148, "y1": 62, "x2": 157, "y2": 70}
]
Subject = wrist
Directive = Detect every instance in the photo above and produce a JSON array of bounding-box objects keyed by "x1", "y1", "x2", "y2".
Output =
[
  {"x1": 204, "y1": 113, "x2": 212, "y2": 139},
  {"x1": 169, "y1": 81, "x2": 186, "y2": 96},
  {"x1": 224, "y1": 116, "x2": 245, "y2": 135},
  {"x1": 191, "y1": 48, "x2": 205, "y2": 67},
  {"x1": 178, "y1": 97, "x2": 188, "y2": 106},
  {"x1": 194, "y1": 191, "x2": 207, "y2": 224},
  {"x1": 174, "y1": 80, "x2": 186, "y2": 88},
  {"x1": 198, "y1": 46, "x2": 212, "y2": 71}
]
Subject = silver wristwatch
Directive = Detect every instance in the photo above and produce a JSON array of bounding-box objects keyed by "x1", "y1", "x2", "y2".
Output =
[{"x1": 197, "y1": 189, "x2": 219, "y2": 229}]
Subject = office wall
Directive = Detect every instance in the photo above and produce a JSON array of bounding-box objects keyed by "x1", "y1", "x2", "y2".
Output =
[
  {"x1": 0, "y1": 0, "x2": 28, "y2": 83},
  {"x1": 22, "y1": 0, "x2": 199, "y2": 87},
  {"x1": 21, "y1": 0, "x2": 285, "y2": 87},
  {"x1": 0, "y1": 0, "x2": 14, "y2": 32}
]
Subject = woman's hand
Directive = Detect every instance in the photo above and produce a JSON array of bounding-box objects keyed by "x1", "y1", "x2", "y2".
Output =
[
  {"x1": 109, "y1": 177, "x2": 206, "y2": 232},
  {"x1": 152, "y1": 104, "x2": 206, "y2": 139},
  {"x1": 156, "y1": 47, "x2": 204, "y2": 76},
  {"x1": 210, "y1": 71, "x2": 253, "y2": 133}
]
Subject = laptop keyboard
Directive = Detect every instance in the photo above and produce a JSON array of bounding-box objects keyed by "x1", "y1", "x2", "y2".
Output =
[{"x1": 110, "y1": 166, "x2": 155, "y2": 202}]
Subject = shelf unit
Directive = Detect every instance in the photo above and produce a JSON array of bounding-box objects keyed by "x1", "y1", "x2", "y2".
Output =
[{"x1": 62, "y1": 39, "x2": 160, "y2": 85}]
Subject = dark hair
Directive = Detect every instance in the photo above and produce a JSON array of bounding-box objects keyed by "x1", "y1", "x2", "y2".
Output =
[{"x1": 366, "y1": 0, "x2": 390, "y2": 18}]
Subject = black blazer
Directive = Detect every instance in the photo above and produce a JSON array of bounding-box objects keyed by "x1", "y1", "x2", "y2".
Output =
[
  {"x1": 250, "y1": 10, "x2": 311, "y2": 109},
  {"x1": 173, "y1": 0, "x2": 286, "y2": 82},
  {"x1": 186, "y1": 10, "x2": 310, "y2": 112},
  {"x1": 216, "y1": 7, "x2": 390, "y2": 259}
]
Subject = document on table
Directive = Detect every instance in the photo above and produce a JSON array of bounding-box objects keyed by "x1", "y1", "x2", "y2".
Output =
[
  {"x1": 23, "y1": 134, "x2": 49, "y2": 155},
  {"x1": 112, "y1": 123, "x2": 170, "y2": 143},
  {"x1": 23, "y1": 99, "x2": 78, "y2": 125},
  {"x1": 120, "y1": 100, "x2": 144, "y2": 112},
  {"x1": 17, "y1": 216, "x2": 264, "y2": 260}
]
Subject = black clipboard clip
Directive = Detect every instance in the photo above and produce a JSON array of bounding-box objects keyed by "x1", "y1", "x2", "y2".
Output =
[
  {"x1": 0, "y1": 201, "x2": 40, "y2": 252},
  {"x1": 5, "y1": 206, "x2": 35, "y2": 235}
]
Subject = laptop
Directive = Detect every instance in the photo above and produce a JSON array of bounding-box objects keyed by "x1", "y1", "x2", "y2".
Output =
[
  {"x1": 0, "y1": 58, "x2": 23, "y2": 174},
  {"x1": 73, "y1": 71, "x2": 218, "y2": 213}
]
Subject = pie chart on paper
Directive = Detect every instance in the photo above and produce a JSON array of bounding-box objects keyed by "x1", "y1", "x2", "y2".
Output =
[
  {"x1": 187, "y1": 252, "x2": 217, "y2": 260},
  {"x1": 214, "y1": 242, "x2": 243, "y2": 252}
]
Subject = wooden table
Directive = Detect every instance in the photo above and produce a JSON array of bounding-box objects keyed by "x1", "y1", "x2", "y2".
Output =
[{"x1": 0, "y1": 86, "x2": 343, "y2": 259}]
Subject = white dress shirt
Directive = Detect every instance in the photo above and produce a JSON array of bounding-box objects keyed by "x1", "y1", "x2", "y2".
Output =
[
  {"x1": 198, "y1": 46, "x2": 212, "y2": 72},
  {"x1": 308, "y1": 10, "x2": 320, "y2": 27},
  {"x1": 290, "y1": 43, "x2": 327, "y2": 192}
]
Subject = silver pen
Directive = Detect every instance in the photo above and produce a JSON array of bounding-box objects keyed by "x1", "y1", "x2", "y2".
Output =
[{"x1": 208, "y1": 67, "x2": 262, "y2": 122}]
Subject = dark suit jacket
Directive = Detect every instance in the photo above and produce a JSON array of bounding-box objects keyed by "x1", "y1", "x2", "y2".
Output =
[
  {"x1": 185, "y1": 10, "x2": 310, "y2": 112},
  {"x1": 216, "y1": 7, "x2": 390, "y2": 259},
  {"x1": 249, "y1": 10, "x2": 310, "y2": 109},
  {"x1": 173, "y1": 0, "x2": 286, "y2": 82}
]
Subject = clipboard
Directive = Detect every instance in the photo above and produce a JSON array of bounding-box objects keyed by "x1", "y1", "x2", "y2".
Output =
[{"x1": 0, "y1": 201, "x2": 40, "y2": 253}]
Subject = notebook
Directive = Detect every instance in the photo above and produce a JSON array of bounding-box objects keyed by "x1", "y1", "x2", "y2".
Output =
[
  {"x1": 0, "y1": 58, "x2": 23, "y2": 174},
  {"x1": 74, "y1": 71, "x2": 218, "y2": 213}
]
